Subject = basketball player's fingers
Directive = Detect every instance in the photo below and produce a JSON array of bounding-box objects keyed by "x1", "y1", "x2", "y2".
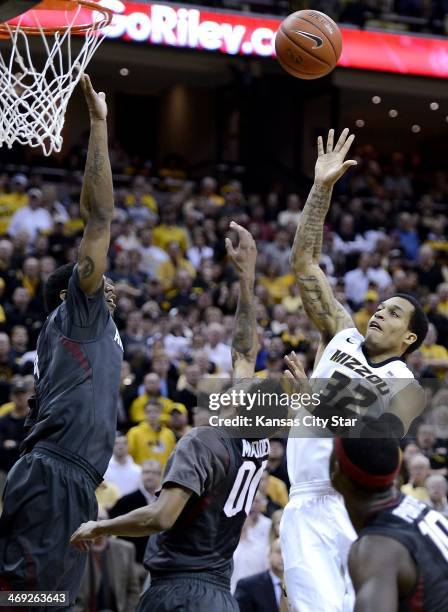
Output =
[
  {"x1": 334, "y1": 127, "x2": 350, "y2": 152},
  {"x1": 317, "y1": 135, "x2": 324, "y2": 156},
  {"x1": 326, "y1": 129, "x2": 334, "y2": 152},
  {"x1": 340, "y1": 160, "x2": 358, "y2": 174},
  {"x1": 230, "y1": 221, "x2": 250, "y2": 241},
  {"x1": 340, "y1": 133, "x2": 356, "y2": 157},
  {"x1": 225, "y1": 237, "x2": 236, "y2": 258}
]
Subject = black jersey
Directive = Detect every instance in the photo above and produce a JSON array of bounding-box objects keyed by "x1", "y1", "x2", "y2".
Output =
[
  {"x1": 144, "y1": 427, "x2": 270, "y2": 580},
  {"x1": 22, "y1": 267, "x2": 123, "y2": 476},
  {"x1": 360, "y1": 494, "x2": 448, "y2": 612}
]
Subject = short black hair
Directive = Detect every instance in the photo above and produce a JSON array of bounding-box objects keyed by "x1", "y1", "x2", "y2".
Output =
[
  {"x1": 339, "y1": 437, "x2": 400, "y2": 491},
  {"x1": 393, "y1": 293, "x2": 429, "y2": 357},
  {"x1": 44, "y1": 263, "x2": 75, "y2": 313}
]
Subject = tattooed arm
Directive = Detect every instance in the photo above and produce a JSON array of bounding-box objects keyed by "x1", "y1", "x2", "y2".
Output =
[
  {"x1": 77, "y1": 74, "x2": 114, "y2": 295},
  {"x1": 226, "y1": 222, "x2": 258, "y2": 379},
  {"x1": 291, "y1": 129, "x2": 356, "y2": 343}
]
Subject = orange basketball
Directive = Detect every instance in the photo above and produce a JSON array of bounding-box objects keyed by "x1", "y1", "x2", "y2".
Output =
[{"x1": 275, "y1": 10, "x2": 342, "y2": 80}]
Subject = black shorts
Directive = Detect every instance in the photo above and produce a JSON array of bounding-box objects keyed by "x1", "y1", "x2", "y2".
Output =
[
  {"x1": 138, "y1": 573, "x2": 239, "y2": 612},
  {"x1": 0, "y1": 442, "x2": 100, "y2": 610}
]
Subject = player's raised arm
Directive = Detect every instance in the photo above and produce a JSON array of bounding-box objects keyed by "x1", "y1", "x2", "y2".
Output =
[
  {"x1": 226, "y1": 222, "x2": 258, "y2": 379},
  {"x1": 77, "y1": 74, "x2": 114, "y2": 295},
  {"x1": 291, "y1": 129, "x2": 356, "y2": 342}
]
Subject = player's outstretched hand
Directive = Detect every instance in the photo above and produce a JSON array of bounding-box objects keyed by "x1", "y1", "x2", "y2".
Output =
[
  {"x1": 284, "y1": 352, "x2": 312, "y2": 396},
  {"x1": 314, "y1": 128, "x2": 357, "y2": 187},
  {"x1": 81, "y1": 74, "x2": 108, "y2": 121},
  {"x1": 70, "y1": 520, "x2": 100, "y2": 551},
  {"x1": 225, "y1": 221, "x2": 257, "y2": 281}
]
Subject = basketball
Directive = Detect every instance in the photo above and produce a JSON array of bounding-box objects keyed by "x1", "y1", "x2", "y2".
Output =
[{"x1": 275, "y1": 10, "x2": 342, "y2": 80}]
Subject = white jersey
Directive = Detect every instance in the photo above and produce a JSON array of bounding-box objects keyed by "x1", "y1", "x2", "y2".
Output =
[{"x1": 287, "y1": 327, "x2": 416, "y2": 489}]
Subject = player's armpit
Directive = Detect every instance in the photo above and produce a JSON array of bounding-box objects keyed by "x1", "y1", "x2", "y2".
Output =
[
  {"x1": 296, "y1": 265, "x2": 353, "y2": 341},
  {"x1": 349, "y1": 536, "x2": 401, "y2": 612}
]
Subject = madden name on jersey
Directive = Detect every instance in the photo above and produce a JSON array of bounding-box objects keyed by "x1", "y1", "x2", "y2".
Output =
[{"x1": 209, "y1": 415, "x2": 358, "y2": 429}]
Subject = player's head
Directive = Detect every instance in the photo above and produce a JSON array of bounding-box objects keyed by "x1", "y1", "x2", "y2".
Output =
[
  {"x1": 330, "y1": 437, "x2": 401, "y2": 501},
  {"x1": 44, "y1": 263, "x2": 117, "y2": 314},
  {"x1": 364, "y1": 294, "x2": 428, "y2": 358}
]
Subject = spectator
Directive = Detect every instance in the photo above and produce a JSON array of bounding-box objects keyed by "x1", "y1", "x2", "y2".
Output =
[
  {"x1": 354, "y1": 290, "x2": 379, "y2": 336},
  {"x1": 157, "y1": 241, "x2": 196, "y2": 291},
  {"x1": 4, "y1": 287, "x2": 42, "y2": 345},
  {"x1": 401, "y1": 454, "x2": 430, "y2": 502},
  {"x1": 109, "y1": 459, "x2": 162, "y2": 564},
  {"x1": 8, "y1": 188, "x2": 53, "y2": 243},
  {"x1": 416, "y1": 245, "x2": 446, "y2": 293},
  {"x1": 278, "y1": 193, "x2": 301, "y2": 228},
  {"x1": 204, "y1": 323, "x2": 232, "y2": 374},
  {"x1": 425, "y1": 475, "x2": 448, "y2": 518},
  {"x1": 267, "y1": 439, "x2": 289, "y2": 489},
  {"x1": 234, "y1": 538, "x2": 284, "y2": 612},
  {"x1": 120, "y1": 310, "x2": 146, "y2": 361},
  {"x1": 231, "y1": 491, "x2": 272, "y2": 593},
  {"x1": 258, "y1": 469, "x2": 285, "y2": 517},
  {"x1": 420, "y1": 323, "x2": 448, "y2": 379},
  {"x1": 166, "y1": 403, "x2": 191, "y2": 441},
  {"x1": 0, "y1": 379, "x2": 29, "y2": 473},
  {"x1": 263, "y1": 229, "x2": 291, "y2": 275},
  {"x1": 344, "y1": 253, "x2": 377, "y2": 308},
  {"x1": 0, "y1": 333, "x2": 20, "y2": 405},
  {"x1": 186, "y1": 228, "x2": 213, "y2": 270},
  {"x1": 126, "y1": 401, "x2": 176, "y2": 467},
  {"x1": 95, "y1": 480, "x2": 121, "y2": 514},
  {"x1": 74, "y1": 529, "x2": 140, "y2": 612},
  {"x1": 129, "y1": 373, "x2": 173, "y2": 424},
  {"x1": 152, "y1": 206, "x2": 189, "y2": 253},
  {"x1": 103, "y1": 432, "x2": 142, "y2": 497},
  {"x1": 137, "y1": 228, "x2": 168, "y2": 279}
]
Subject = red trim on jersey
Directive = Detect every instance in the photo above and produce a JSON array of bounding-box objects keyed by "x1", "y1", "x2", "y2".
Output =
[
  {"x1": 409, "y1": 576, "x2": 424, "y2": 612},
  {"x1": 334, "y1": 438, "x2": 400, "y2": 489}
]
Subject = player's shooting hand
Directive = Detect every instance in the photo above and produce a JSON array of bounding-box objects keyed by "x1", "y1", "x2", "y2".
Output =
[
  {"x1": 225, "y1": 221, "x2": 257, "y2": 282},
  {"x1": 81, "y1": 74, "x2": 108, "y2": 121},
  {"x1": 314, "y1": 128, "x2": 357, "y2": 186},
  {"x1": 284, "y1": 352, "x2": 312, "y2": 396},
  {"x1": 70, "y1": 521, "x2": 101, "y2": 551}
]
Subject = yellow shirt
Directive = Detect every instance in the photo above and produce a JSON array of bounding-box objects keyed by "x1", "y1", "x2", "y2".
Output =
[
  {"x1": 0, "y1": 305, "x2": 5, "y2": 325},
  {"x1": 96, "y1": 481, "x2": 121, "y2": 512},
  {"x1": 266, "y1": 475, "x2": 288, "y2": 507},
  {"x1": 130, "y1": 394, "x2": 174, "y2": 424},
  {"x1": 437, "y1": 299, "x2": 448, "y2": 318},
  {"x1": 281, "y1": 295, "x2": 302, "y2": 314},
  {"x1": 401, "y1": 483, "x2": 429, "y2": 502},
  {"x1": 127, "y1": 421, "x2": 176, "y2": 467},
  {"x1": 421, "y1": 343, "x2": 448, "y2": 379},
  {"x1": 0, "y1": 192, "x2": 28, "y2": 214},
  {"x1": 354, "y1": 308, "x2": 372, "y2": 337},
  {"x1": 125, "y1": 193, "x2": 158, "y2": 214},
  {"x1": 152, "y1": 224, "x2": 189, "y2": 253},
  {"x1": 0, "y1": 401, "x2": 14, "y2": 417},
  {"x1": 157, "y1": 258, "x2": 196, "y2": 291},
  {"x1": 259, "y1": 274, "x2": 295, "y2": 302}
]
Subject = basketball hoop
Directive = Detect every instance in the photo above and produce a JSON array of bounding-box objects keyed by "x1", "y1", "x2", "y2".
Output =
[{"x1": 0, "y1": 0, "x2": 114, "y2": 156}]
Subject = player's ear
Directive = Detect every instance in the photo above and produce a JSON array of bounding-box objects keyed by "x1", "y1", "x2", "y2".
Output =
[
  {"x1": 404, "y1": 331, "x2": 417, "y2": 351},
  {"x1": 59, "y1": 289, "x2": 67, "y2": 301}
]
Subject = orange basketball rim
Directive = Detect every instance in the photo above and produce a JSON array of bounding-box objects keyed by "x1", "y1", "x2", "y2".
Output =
[{"x1": 0, "y1": 0, "x2": 113, "y2": 37}]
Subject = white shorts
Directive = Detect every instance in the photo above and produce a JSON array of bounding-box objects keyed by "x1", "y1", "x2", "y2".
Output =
[{"x1": 279, "y1": 485, "x2": 356, "y2": 612}]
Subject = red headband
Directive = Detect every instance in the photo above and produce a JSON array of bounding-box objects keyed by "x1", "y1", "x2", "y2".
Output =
[{"x1": 334, "y1": 438, "x2": 401, "y2": 490}]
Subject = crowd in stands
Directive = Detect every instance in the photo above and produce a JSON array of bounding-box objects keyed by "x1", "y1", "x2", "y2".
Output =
[{"x1": 0, "y1": 135, "x2": 447, "y2": 610}]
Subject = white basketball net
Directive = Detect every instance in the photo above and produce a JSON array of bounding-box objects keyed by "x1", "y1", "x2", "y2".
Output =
[{"x1": 0, "y1": 5, "x2": 110, "y2": 156}]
